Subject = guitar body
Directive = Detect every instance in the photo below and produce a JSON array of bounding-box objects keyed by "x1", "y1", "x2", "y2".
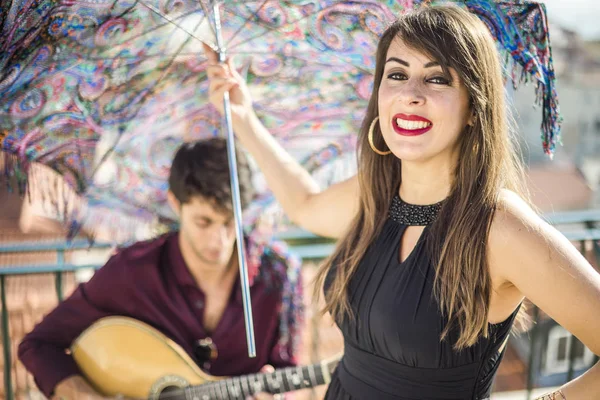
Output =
[
  {"x1": 72, "y1": 316, "x2": 217, "y2": 399},
  {"x1": 72, "y1": 316, "x2": 339, "y2": 400}
]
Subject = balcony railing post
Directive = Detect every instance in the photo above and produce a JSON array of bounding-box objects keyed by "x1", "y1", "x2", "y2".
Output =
[
  {"x1": 584, "y1": 223, "x2": 600, "y2": 367},
  {"x1": 565, "y1": 240, "x2": 588, "y2": 382},
  {"x1": 1, "y1": 276, "x2": 14, "y2": 400},
  {"x1": 55, "y1": 249, "x2": 65, "y2": 302},
  {"x1": 566, "y1": 333, "x2": 578, "y2": 382},
  {"x1": 526, "y1": 305, "x2": 541, "y2": 400}
]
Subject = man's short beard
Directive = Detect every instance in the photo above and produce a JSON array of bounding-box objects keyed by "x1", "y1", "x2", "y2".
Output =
[{"x1": 193, "y1": 246, "x2": 232, "y2": 267}]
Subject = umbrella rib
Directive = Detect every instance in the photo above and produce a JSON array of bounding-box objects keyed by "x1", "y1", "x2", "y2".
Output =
[
  {"x1": 127, "y1": 0, "x2": 373, "y2": 74},
  {"x1": 87, "y1": 10, "x2": 207, "y2": 184},
  {"x1": 82, "y1": 51, "x2": 350, "y2": 71},
  {"x1": 195, "y1": 0, "x2": 220, "y2": 50},
  {"x1": 1, "y1": 1, "x2": 173, "y2": 71},
  {"x1": 73, "y1": 115, "x2": 88, "y2": 193},
  {"x1": 220, "y1": 1, "x2": 374, "y2": 75},
  {"x1": 77, "y1": 2, "x2": 129, "y2": 191},
  {"x1": 107, "y1": 6, "x2": 209, "y2": 48},
  {"x1": 221, "y1": 0, "x2": 272, "y2": 50},
  {"x1": 87, "y1": 187, "x2": 164, "y2": 220},
  {"x1": 138, "y1": 0, "x2": 214, "y2": 48},
  {"x1": 0, "y1": 0, "x2": 58, "y2": 70}
]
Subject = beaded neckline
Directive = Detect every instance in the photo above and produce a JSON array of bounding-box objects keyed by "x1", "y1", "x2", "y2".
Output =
[{"x1": 388, "y1": 195, "x2": 444, "y2": 226}]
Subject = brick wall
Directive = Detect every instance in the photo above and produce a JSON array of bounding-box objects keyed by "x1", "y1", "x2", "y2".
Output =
[
  {"x1": 0, "y1": 186, "x2": 79, "y2": 399},
  {"x1": 0, "y1": 272, "x2": 77, "y2": 400}
]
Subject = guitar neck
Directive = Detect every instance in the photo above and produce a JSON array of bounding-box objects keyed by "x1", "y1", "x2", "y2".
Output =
[{"x1": 183, "y1": 362, "x2": 331, "y2": 400}]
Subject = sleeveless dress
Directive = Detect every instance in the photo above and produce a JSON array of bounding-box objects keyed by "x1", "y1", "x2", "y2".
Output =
[{"x1": 324, "y1": 196, "x2": 519, "y2": 400}]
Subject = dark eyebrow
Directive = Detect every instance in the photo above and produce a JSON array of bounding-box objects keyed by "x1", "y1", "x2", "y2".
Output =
[{"x1": 385, "y1": 57, "x2": 440, "y2": 68}]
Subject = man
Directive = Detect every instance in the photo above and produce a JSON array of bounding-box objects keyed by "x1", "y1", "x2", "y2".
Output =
[{"x1": 18, "y1": 138, "x2": 304, "y2": 399}]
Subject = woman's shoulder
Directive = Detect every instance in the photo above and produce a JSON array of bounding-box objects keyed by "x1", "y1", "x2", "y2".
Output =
[
  {"x1": 489, "y1": 189, "x2": 543, "y2": 242},
  {"x1": 487, "y1": 189, "x2": 555, "y2": 280}
]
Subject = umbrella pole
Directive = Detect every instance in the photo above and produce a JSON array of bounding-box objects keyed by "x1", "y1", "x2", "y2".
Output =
[{"x1": 212, "y1": 1, "x2": 256, "y2": 358}]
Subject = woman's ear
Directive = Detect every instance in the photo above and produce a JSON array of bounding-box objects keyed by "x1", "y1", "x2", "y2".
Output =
[
  {"x1": 467, "y1": 111, "x2": 476, "y2": 127},
  {"x1": 167, "y1": 191, "x2": 181, "y2": 218}
]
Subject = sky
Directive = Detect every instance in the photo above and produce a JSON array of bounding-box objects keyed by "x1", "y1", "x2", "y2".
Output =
[{"x1": 542, "y1": 0, "x2": 600, "y2": 39}]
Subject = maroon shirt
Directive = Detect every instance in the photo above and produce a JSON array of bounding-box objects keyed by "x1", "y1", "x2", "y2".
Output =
[{"x1": 18, "y1": 233, "x2": 304, "y2": 397}]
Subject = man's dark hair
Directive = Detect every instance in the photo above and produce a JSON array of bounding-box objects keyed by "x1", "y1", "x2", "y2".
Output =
[{"x1": 168, "y1": 137, "x2": 254, "y2": 213}]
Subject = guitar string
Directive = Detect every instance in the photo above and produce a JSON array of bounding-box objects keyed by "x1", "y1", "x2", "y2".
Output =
[
  {"x1": 154, "y1": 369, "x2": 307, "y2": 400},
  {"x1": 153, "y1": 364, "x2": 323, "y2": 400}
]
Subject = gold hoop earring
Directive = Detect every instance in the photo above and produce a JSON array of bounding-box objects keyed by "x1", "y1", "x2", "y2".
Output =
[{"x1": 368, "y1": 116, "x2": 391, "y2": 155}]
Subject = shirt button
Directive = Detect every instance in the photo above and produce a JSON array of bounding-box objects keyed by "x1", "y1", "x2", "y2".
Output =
[
  {"x1": 195, "y1": 300, "x2": 204, "y2": 309},
  {"x1": 279, "y1": 349, "x2": 289, "y2": 361}
]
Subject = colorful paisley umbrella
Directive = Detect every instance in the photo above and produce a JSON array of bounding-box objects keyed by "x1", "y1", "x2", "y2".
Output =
[{"x1": 0, "y1": 0, "x2": 560, "y2": 241}]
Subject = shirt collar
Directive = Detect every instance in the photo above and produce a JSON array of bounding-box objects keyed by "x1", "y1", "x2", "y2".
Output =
[
  {"x1": 168, "y1": 232, "x2": 197, "y2": 288},
  {"x1": 168, "y1": 232, "x2": 261, "y2": 305}
]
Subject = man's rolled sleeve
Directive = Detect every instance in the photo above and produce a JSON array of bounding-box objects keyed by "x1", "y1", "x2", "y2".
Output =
[
  {"x1": 18, "y1": 254, "x2": 132, "y2": 397},
  {"x1": 18, "y1": 339, "x2": 80, "y2": 397}
]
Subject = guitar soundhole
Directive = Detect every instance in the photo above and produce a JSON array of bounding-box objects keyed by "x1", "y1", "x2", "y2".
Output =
[
  {"x1": 158, "y1": 386, "x2": 184, "y2": 400},
  {"x1": 150, "y1": 375, "x2": 188, "y2": 400}
]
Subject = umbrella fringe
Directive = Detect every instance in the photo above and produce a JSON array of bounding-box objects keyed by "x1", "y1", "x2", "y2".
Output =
[
  {"x1": 505, "y1": 53, "x2": 562, "y2": 158},
  {"x1": 0, "y1": 151, "x2": 86, "y2": 241},
  {"x1": 1, "y1": 151, "x2": 29, "y2": 196},
  {"x1": 1, "y1": 152, "x2": 92, "y2": 242},
  {"x1": 73, "y1": 203, "x2": 161, "y2": 246},
  {"x1": 1, "y1": 151, "x2": 159, "y2": 245}
]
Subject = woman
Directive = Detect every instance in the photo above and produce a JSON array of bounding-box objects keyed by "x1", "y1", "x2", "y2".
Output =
[{"x1": 205, "y1": 5, "x2": 600, "y2": 400}]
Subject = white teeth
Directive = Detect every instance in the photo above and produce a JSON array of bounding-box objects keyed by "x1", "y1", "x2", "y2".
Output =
[{"x1": 396, "y1": 118, "x2": 431, "y2": 130}]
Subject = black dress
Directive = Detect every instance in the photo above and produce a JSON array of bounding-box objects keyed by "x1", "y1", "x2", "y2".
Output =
[{"x1": 324, "y1": 196, "x2": 519, "y2": 400}]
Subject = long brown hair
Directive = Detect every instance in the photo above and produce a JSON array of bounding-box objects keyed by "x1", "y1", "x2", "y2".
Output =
[{"x1": 313, "y1": 5, "x2": 530, "y2": 350}]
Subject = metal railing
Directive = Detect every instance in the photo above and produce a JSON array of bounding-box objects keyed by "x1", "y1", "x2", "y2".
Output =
[
  {"x1": 0, "y1": 240, "x2": 112, "y2": 399},
  {"x1": 1, "y1": 209, "x2": 599, "y2": 400},
  {"x1": 524, "y1": 209, "x2": 600, "y2": 398}
]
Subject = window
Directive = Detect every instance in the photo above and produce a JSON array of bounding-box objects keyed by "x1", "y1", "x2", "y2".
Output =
[{"x1": 544, "y1": 326, "x2": 595, "y2": 375}]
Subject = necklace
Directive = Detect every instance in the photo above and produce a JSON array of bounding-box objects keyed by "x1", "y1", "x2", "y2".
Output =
[{"x1": 388, "y1": 195, "x2": 444, "y2": 226}]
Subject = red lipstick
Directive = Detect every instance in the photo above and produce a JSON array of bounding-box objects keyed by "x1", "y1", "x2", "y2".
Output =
[{"x1": 392, "y1": 113, "x2": 433, "y2": 136}]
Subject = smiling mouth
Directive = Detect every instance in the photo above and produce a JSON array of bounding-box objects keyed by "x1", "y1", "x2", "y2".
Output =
[
  {"x1": 395, "y1": 119, "x2": 431, "y2": 130},
  {"x1": 392, "y1": 115, "x2": 433, "y2": 136}
]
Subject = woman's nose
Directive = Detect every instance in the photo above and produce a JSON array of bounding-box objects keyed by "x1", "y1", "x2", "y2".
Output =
[{"x1": 397, "y1": 79, "x2": 426, "y2": 106}]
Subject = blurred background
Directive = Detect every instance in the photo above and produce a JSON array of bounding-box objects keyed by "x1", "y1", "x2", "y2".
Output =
[{"x1": 1, "y1": 1, "x2": 600, "y2": 399}]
